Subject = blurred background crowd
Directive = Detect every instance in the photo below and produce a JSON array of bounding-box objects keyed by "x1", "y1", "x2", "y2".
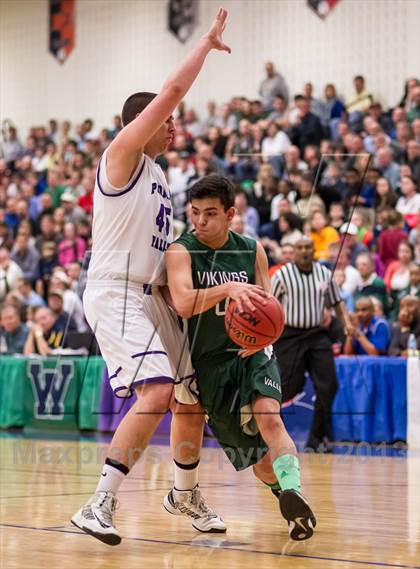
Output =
[{"x1": 0, "y1": 62, "x2": 419, "y2": 358}]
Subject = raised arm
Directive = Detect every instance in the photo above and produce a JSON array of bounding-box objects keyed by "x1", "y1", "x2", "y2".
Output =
[
  {"x1": 107, "y1": 8, "x2": 231, "y2": 187},
  {"x1": 23, "y1": 328, "x2": 36, "y2": 356},
  {"x1": 166, "y1": 243, "x2": 267, "y2": 317}
]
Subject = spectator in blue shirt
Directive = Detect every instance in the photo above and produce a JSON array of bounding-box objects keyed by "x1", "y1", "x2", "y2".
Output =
[
  {"x1": 17, "y1": 278, "x2": 45, "y2": 307},
  {"x1": 374, "y1": 147, "x2": 400, "y2": 190},
  {"x1": 234, "y1": 189, "x2": 260, "y2": 236},
  {"x1": 344, "y1": 297, "x2": 390, "y2": 355},
  {"x1": 334, "y1": 268, "x2": 354, "y2": 312},
  {"x1": 4, "y1": 198, "x2": 20, "y2": 234},
  {"x1": 11, "y1": 231, "x2": 40, "y2": 283},
  {"x1": 323, "y1": 84, "x2": 346, "y2": 120}
]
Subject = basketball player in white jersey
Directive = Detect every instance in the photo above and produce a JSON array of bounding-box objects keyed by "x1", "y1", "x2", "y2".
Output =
[{"x1": 71, "y1": 9, "x2": 232, "y2": 545}]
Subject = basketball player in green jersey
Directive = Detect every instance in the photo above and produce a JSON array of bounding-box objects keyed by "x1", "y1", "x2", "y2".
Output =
[{"x1": 165, "y1": 175, "x2": 316, "y2": 541}]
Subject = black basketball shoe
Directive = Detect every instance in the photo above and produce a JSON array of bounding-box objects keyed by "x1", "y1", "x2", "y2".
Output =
[{"x1": 278, "y1": 489, "x2": 316, "y2": 541}]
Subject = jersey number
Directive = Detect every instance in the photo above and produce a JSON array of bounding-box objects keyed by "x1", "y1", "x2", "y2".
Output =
[
  {"x1": 156, "y1": 204, "x2": 171, "y2": 236},
  {"x1": 215, "y1": 297, "x2": 230, "y2": 316}
]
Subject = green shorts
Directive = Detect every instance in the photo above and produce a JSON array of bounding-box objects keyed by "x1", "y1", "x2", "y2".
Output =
[{"x1": 194, "y1": 351, "x2": 282, "y2": 471}]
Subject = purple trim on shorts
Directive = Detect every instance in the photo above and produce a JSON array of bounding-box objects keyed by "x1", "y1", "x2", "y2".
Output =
[
  {"x1": 108, "y1": 366, "x2": 122, "y2": 381},
  {"x1": 96, "y1": 155, "x2": 146, "y2": 197},
  {"x1": 143, "y1": 284, "x2": 153, "y2": 295},
  {"x1": 114, "y1": 376, "x2": 174, "y2": 397},
  {"x1": 131, "y1": 350, "x2": 167, "y2": 359}
]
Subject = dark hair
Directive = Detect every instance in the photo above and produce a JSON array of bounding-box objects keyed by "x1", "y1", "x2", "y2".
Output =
[
  {"x1": 40, "y1": 213, "x2": 54, "y2": 223},
  {"x1": 121, "y1": 92, "x2": 157, "y2": 127},
  {"x1": 20, "y1": 278, "x2": 32, "y2": 287},
  {"x1": 278, "y1": 179, "x2": 294, "y2": 193},
  {"x1": 387, "y1": 209, "x2": 403, "y2": 226},
  {"x1": 401, "y1": 174, "x2": 419, "y2": 190},
  {"x1": 354, "y1": 75, "x2": 365, "y2": 82},
  {"x1": 399, "y1": 240, "x2": 415, "y2": 259},
  {"x1": 280, "y1": 212, "x2": 301, "y2": 231},
  {"x1": 234, "y1": 187, "x2": 249, "y2": 203},
  {"x1": 189, "y1": 175, "x2": 235, "y2": 211},
  {"x1": 301, "y1": 172, "x2": 314, "y2": 184},
  {"x1": 345, "y1": 167, "x2": 359, "y2": 175}
]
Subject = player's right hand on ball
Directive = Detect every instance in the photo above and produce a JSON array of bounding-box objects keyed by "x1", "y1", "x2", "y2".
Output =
[
  {"x1": 227, "y1": 282, "x2": 268, "y2": 313},
  {"x1": 238, "y1": 347, "x2": 261, "y2": 358}
]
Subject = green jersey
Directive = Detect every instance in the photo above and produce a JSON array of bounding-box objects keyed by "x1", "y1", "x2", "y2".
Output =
[{"x1": 175, "y1": 231, "x2": 256, "y2": 364}]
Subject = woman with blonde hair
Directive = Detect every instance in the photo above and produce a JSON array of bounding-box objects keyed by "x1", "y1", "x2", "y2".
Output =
[
  {"x1": 251, "y1": 163, "x2": 279, "y2": 225},
  {"x1": 352, "y1": 208, "x2": 373, "y2": 247}
]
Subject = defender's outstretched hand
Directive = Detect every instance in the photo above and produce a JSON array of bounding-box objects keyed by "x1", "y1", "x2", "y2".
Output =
[{"x1": 204, "y1": 8, "x2": 231, "y2": 53}]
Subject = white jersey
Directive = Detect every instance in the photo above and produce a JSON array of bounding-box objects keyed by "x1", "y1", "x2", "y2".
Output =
[{"x1": 87, "y1": 149, "x2": 173, "y2": 285}]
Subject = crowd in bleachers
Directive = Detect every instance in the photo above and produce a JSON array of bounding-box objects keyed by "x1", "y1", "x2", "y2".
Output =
[{"x1": 0, "y1": 63, "x2": 419, "y2": 357}]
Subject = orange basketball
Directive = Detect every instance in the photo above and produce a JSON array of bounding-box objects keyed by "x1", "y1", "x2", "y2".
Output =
[{"x1": 224, "y1": 295, "x2": 285, "y2": 349}]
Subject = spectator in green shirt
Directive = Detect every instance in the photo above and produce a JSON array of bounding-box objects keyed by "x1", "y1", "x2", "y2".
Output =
[
  {"x1": 45, "y1": 169, "x2": 66, "y2": 209},
  {"x1": 354, "y1": 253, "x2": 389, "y2": 315},
  {"x1": 407, "y1": 86, "x2": 420, "y2": 123}
]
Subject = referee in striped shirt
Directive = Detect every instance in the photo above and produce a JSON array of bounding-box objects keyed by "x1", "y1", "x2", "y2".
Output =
[{"x1": 271, "y1": 237, "x2": 352, "y2": 451}]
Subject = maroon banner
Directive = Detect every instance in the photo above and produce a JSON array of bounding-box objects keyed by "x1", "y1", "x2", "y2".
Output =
[
  {"x1": 307, "y1": 0, "x2": 340, "y2": 19},
  {"x1": 49, "y1": 0, "x2": 75, "y2": 63}
]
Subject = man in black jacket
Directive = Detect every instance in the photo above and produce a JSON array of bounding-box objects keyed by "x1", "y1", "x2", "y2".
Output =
[{"x1": 290, "y1": 96, "x2": 324, "y2": 152}]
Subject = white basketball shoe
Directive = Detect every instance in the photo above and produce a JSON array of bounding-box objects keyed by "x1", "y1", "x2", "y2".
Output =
[
  {"x1": 71, "y1": 491, "x2": 121, "y2": 546},
  {"x1": 163, "y1": 485, "x2": 226, "y2": 533}
]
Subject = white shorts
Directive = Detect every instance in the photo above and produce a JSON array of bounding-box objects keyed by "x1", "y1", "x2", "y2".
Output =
[{"x1": 83, "y1": 281, "x2": 198, "y2": 403}]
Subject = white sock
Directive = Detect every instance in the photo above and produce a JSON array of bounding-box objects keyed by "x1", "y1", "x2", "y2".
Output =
[
  {"x1": 96, "y1": 463, "x2": 127, "y2": 494},
  {"x1": 173, "y1": 459, "x2": 199, "y2": 492}
]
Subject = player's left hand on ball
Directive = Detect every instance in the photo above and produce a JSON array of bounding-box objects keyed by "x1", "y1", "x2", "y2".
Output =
[{"x1": 238, "y1": 348, "x2": 260, "y2": 358}]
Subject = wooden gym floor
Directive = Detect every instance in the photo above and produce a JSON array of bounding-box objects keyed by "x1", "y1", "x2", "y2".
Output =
[{"x1": 0, "y1": 435, "x2": 419, "y2": 569}]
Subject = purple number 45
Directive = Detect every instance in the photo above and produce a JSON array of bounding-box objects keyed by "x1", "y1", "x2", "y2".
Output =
[{"x1": 155, "y1": 204, "x2": 171, "y2": 236}]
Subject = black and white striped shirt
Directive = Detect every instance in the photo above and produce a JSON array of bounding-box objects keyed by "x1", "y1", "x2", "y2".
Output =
[{"x1": 271, "y1": 262, "x2": 342, "y2": 329}]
